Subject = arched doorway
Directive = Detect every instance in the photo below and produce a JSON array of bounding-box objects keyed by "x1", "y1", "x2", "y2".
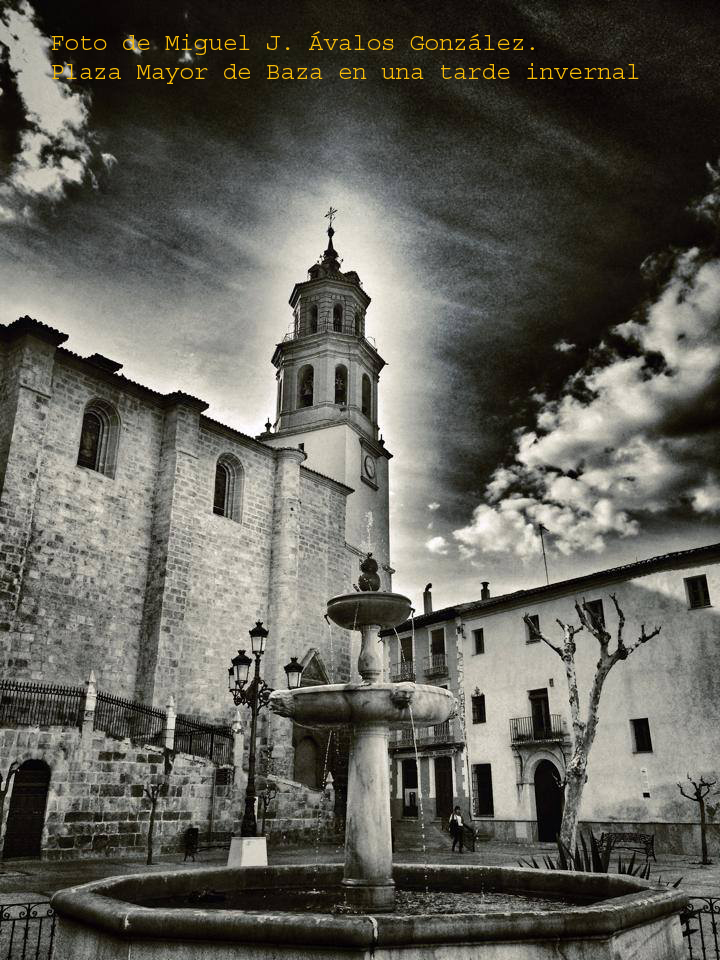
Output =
[
  {"x1": 534, "y1": 759, "x2": 563, "y2": 843},
  {"x1": 3, "y1": 760, "x2": 50, "y2": 859},
  {"x1": 294, "y1": 736, "x2": 320, "y2": 790}
]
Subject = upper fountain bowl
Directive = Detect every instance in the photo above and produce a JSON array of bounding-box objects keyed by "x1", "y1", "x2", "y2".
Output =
[{"x1": 327, "y1": 591, "x2": 412, "y2": 630}]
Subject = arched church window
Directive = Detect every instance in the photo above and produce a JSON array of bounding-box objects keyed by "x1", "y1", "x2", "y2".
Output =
[
  {"x1": 354, "y1": 311, "x2": 362, "y2": 336},
  {"x1": 310, "y1": 305, "x2": 318, "y2": 334},
  {"x1": 276, "y1": 375, "x2": 284, "y2": 417},
  {"x1": 213, "y1": 454, "x2": 243, "y2": 521},
  {"x1": 361, "y1": 374, "x2": 372, "y2": 418},
  {"x1": 77, "y1": 399, "x2": 120, "y2": 478},
  {"x1": 334, "y1": 365, "x2": 348, "y2": 405},
  {"x1": 298, "y1": 365, "x2": 314, "y2": 408},
  {"x1": 294, "y1": 736, "x2": 320, "y2": 789},
  {"x1": 333, "y1": 303, "x2": 343, "y2": 332}
]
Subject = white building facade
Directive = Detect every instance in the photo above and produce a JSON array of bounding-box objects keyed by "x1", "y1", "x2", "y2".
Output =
[{"x1": 384, "y1": 543, "x2": 720, "y2": 854}]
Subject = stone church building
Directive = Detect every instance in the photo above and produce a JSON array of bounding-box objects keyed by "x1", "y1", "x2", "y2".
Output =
[{"x1": 0, "y1": 225, "x2": 391, "y2": 857}]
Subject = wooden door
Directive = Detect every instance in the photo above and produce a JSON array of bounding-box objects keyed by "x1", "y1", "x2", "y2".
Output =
[
  {"x1": 434, "y1": 756, "x2": 453, "y2": 820},
  {"x1": 3, "y1": 760, "x2": 50, "y2": 859}
]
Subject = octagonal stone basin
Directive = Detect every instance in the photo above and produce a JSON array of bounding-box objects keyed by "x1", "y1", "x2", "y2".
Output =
[
  {"x1": 50, "y1": 863, "x2": 688, "y2": 959},
  {"x1": 326, "y1": 591, "x2": 412, "y2": 630},
  {"x1": 268, "y1": 681, "x2": 455, "y2": 726}
]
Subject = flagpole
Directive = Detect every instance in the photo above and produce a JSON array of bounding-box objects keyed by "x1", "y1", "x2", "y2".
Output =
[{"x1": 538, "y1": 524, "x2": 550, "y2": 585}]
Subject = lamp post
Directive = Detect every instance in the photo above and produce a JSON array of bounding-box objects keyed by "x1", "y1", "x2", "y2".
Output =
[{"x1": 227, "y1": 621, "x2": 303, "y2": 864}]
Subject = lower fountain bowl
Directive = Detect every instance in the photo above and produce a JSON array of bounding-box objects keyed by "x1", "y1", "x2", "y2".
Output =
[{"x1": 51, "y1": 863, "x2": 687, "y2": 960}]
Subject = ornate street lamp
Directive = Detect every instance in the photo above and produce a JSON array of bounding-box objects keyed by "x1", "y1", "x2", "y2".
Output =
[{"x1": 227, "y1": 622, "x2": 303, "y2": 843}]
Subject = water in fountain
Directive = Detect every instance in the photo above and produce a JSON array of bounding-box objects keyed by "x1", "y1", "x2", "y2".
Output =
[
  {"x1": 408, "y1": 705, "x2": 430, "y2": 891},
  {"x1": 312, "y1": 730, "x2": 336, "y2": 885}
]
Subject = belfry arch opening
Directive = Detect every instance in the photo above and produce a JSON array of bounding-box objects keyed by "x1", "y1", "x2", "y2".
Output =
[
  {"x1": 361, "y1": 374, "x2": 372, "y2": 418},
  {"x1": 333, "y1": 303, "x2": 343, "y2": 332},
  {"x1": 334, "y1": 365, "x2": 348, "y2": 405},
  {"x1": 298, "y1": 365, "x2": 314, "y2": 408}
]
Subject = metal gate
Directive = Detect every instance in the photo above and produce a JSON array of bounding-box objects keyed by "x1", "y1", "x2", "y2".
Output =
[
  {"x1": 682, "y1": 897, "x2": 720, "y2": 958},
  {"x1": 0, "y1": 902, "x2": 55, "y2": 960}
]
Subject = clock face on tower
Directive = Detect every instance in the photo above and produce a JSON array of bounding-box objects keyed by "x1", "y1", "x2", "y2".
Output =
[{"x1": 363, "y1": 454, "x2": 376, "y2": 481}]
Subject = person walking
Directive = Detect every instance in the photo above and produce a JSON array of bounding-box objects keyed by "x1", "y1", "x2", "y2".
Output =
[{"x1": 449, "y1": 805, "x2": 465, "y2": 853}]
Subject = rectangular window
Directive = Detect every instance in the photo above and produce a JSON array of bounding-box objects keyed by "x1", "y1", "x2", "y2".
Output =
[
  {"x1": 585, "y1": 599, "x2": 605, "y2": 627},
  {"x1": 525, "y1": 614, "x2": 540, "y2": 643},
  {"x1": 473, "y1": 764, "x2": 494, "y2": 816},
  {"x1": 631, "y1": 718, "x2": 653, "y2": 753},
  {"x1": 471, "y1": 693, "x2": 486, "y2": 724},
  {"x1": 473, "y1": 628, "x2": 485, "y2": 655},
  {"x1": 400, "y1": 635, "x2": 413, "y2": 664},
  {"x1": 430, "y1": 628, "x2": 445, "y2": 656},
  {"x1": 685, "y1": 575, "x2": 711, "y2": 609},
  {"x1": 529, "y1": 688, "x2": 551, "y2": 738}
]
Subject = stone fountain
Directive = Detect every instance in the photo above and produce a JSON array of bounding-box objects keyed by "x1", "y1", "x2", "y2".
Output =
[
  {"x1": 50, "y1": 555, "x2": 688, "y2": 958},
  {"x1": 269, "y1": 553, "x2": 454, "y2": 911}
]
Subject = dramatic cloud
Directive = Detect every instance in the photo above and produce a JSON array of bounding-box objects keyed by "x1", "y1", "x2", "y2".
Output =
[
  {"x1": 425, "y1": 535, "x2": 450, "y2": 555},
  {"x1": 454, "y1": 174, "x2": 720, "y2": 559},
  {"x1": 427, "y1": 502, "x2": 441, "y2": 511},
  {"x1": 0, "y1": 1, "x2": 102, "y2": 220},
  {"x1": 554, "y1": 339, "x2": 576, "y2": 353}
]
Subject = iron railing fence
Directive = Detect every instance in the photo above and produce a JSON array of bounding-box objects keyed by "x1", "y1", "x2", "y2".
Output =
[
  {"x1": 94, "y1": 691, "x2": 166, "y2": 746},
  {"x1": 389, "y1": 719, "x2": 460, "y2": 749},
  {"x1": 389, "y1": 661, "x2": 415, "y2": 682},
  {"x1": 0, "y1": 680, "x2": 234, "y2": 762},
  {"x1": 509, "y1": 714, "x2": 565, "y2": 743},
  {"x1": 0, "y1": 680, "x2": 84, "y2": 729},
  {"x1": 682, "y1": 897, "x2": 720, "y2": 959},
  {"x1": 174, "y1": 715, "x2": 233, "y2": 765},
  {"x1": 423, "y1": 654, "x2": 449, "y2": 678},
  {"x1": 282, "y1": 321, "x2": 377, "y2": 349},
  {"x1": 0, "y1": 901, "x2": 55, "y2": 960}
]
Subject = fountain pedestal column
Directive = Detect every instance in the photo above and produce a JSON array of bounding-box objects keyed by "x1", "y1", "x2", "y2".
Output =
[{"x1": 342, "y1": 722, "x2": 394, "y2": 911}]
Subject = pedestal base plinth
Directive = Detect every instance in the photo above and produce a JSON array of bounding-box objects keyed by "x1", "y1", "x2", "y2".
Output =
[
  {"x1": 227, "y1": 836, "x2": 268, "y2": 867},
  {"x1": 341, "y1": 878, "x2": 396, "y2": 912}
]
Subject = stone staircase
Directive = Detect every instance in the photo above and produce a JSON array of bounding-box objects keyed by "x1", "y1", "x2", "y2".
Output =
[{"x1": 392, "y1": 818, "x2": 451, "y2": 853}]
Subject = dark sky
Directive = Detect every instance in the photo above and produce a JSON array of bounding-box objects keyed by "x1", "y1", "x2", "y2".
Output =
[{"x1": 2, "y1": 0, "x2": 719, "y2": 606}]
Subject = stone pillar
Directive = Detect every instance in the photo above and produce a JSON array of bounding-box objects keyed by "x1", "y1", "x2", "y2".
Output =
[
  {"x1": 81, "y1": 670, "x2": 97, "y2": 747},
  {"x1": 135, "y1": 392, "x2": 208, "y2": 709},
  {"x1": 0, "y1": 318, "x2": 67, "y2": 677},
  {"x1": 342, "y1": 722, "x2": 394, "y2": 911},
  {"x1": 263, "y1": 447, "x2": 305, "y2": 779},
  {"x1": 164, "y1": 695, "x2": 176, "y2": 751}
]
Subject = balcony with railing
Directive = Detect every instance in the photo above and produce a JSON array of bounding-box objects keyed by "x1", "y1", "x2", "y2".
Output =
[
  {"x1": 509, "y1": 714, "x2": 566, "y2": 744},
  {"x1": 389, "y1": 660, "x2": 415, "y2": 682},
  {"x1": 423, "y1": 653, "x2": 449, "y2": 679},
  {"x1": 281, "y1": 321, "x2": 377, "y2": 350},
  {"x1": 389, "y1": 718, "x2": 461, "y2": 751}
]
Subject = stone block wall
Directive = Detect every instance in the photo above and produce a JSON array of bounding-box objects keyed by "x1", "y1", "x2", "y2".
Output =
[
  {"x1": 0, "y1": 723, "x2": 238, "y2": 860},
  {"x1": 0, "y1": 320, "x2": 356, "y2": 729}
]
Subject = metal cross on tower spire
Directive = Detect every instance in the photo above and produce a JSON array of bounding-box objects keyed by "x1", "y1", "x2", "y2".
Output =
[{"x1": 324, "y1": 206, "x2": 338, "y2": 227}]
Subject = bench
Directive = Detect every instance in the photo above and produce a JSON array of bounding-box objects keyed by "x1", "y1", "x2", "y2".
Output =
[{"x1": 599, "y1": 831, "x2": 656, "y2": 861}]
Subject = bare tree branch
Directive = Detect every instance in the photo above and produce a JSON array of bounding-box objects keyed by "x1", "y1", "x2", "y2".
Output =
[{"x1": 523, "y1": 613, "x2": 563, "y2": 657}]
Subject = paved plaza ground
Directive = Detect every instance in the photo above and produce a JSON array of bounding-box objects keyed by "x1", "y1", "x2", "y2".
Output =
[{"x1": 1, "y1": 838, "x2": 718, "y2": 904}]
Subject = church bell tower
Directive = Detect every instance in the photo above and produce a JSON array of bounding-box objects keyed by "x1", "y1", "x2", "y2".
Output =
[{"x1": 262, "y1": 212, "x2": 392, "y2": 580}]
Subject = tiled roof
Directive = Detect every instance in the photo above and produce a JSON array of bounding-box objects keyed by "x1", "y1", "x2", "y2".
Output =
[{"x1": 382, "y1": 541, "x2": 720, "y2": 635}]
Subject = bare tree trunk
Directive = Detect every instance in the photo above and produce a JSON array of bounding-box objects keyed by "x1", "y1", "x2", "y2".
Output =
[
  {"x1": 700, "y1": 797, "x2": 709, "y2": 865},
  {"x1": 147, "y1": 795, "x2": 157, "y2": 865},
  {"x1": 560, "y1": 758, "x2": 587, "y2": 852}
]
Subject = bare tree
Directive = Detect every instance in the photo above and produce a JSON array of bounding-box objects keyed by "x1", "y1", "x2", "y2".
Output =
[
  {"x1": 143, "y1": 748, "x2": 175, "y2": 865},
  {"x1": 678, "y1": 773, "x2": 717, "y2": 865},
  {"x1": 524, "y1": 595, "x2": 661, "y2": 852}
]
